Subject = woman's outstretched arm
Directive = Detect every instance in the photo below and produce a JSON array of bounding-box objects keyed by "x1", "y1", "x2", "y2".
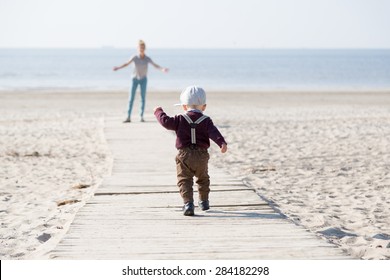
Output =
[
  {"x1": 149, "y1": 59, "x2": 169, "y2": 73},
  {"x1": 113, "y1": 56, "x2": 135, "y2": 71}
]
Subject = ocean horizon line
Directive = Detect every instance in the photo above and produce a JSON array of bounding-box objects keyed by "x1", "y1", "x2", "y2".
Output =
[{"x1": 1, "y1": 47, "x2": 390, "y2": 51}]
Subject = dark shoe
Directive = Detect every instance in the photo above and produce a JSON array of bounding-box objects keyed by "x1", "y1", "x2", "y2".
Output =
[
  {"x1": 183, "y1": 202, "x2": 195, "y2": 216},
  {"x1": 123, "y1": 117, "x2": 131, "y2": 123},
  {"x1": 140, "y1": 117, "x2": 145, "y2": 122},
  {"x1": 198, "y1": 200, "x2": 210, "y2": 211}
]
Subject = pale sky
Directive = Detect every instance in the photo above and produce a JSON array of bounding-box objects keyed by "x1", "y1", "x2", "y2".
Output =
[{"x1": 1, "y1": 0, "x2": 389, "y2": 49}]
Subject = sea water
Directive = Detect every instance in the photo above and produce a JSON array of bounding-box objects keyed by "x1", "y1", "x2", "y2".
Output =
[{"x1": 1, "y1": 48, "x2": 390, "y2": 91}]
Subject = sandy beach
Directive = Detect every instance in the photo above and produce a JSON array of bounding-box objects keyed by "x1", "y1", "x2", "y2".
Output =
[{"x1": 1, "y1": 90, "x2": 389, "y2": 260}]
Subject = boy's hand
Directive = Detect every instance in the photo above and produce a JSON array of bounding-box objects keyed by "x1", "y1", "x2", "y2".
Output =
[
  {"x1": 220, "y1": 143, "x2": 227, "y2": 153},
  {"x1": 153, "y1": 106, "x2": 163, "y2": 113}
]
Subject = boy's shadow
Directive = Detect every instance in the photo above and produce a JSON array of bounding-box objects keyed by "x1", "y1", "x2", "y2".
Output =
[{"x1": 187, "y1": 210, "x2": 284, "y2": 220}]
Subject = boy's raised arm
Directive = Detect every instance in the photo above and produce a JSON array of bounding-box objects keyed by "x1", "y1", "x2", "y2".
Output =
[{"x1": 154, "y1": 107, "x2": 177, "y2": 130}]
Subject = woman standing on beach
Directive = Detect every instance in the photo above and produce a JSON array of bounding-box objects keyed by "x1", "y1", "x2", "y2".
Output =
[{"x1": 113, "y1": 40, "x2": 169, "y2": 122}]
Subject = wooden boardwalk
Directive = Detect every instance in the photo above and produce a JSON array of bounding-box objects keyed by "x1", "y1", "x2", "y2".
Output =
[{"x1": 49, "y1": 116, "x2": 351, "y2": 259}]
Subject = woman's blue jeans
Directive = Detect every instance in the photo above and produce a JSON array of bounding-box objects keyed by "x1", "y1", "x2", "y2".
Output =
[{"x1": 127, "y1": 77, "x2": 147, "y2": 118}]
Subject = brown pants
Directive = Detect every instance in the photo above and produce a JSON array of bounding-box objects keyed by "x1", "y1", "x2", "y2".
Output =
[{"x1": 175, "y1": 148, "x2": 210, "y2": 204}]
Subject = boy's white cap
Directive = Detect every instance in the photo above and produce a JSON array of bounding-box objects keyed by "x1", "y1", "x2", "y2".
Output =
[{"x1": 175, "y1": 85, "x2": 206, "y2": 106}]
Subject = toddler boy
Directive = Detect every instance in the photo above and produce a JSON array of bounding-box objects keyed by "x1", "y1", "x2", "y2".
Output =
[{"x1": 154, "y1": 86, "x2": 227, "y2": 216}]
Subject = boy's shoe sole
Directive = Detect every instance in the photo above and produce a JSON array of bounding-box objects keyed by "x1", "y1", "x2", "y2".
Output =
[{"x1": 183, "y1": 202, "x2": 195, "y2": 216}]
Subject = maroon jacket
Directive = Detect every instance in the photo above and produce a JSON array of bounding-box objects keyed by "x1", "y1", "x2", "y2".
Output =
[{"x1": 154, "y1": 109, "x2": 227, "y2": 150}]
